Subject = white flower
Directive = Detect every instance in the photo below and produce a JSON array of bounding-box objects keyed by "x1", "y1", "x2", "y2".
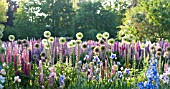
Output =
[
  {"x1": 14, "y1": 76, "x2": 21, "y2": 83},
  {"x1": 0, "y1": 69, "x2": 6, "y2": 75},
  {"x1": 42, "y1": 39, "x2": 48, "y2": 45},
  {"x1": 2, "y1": 63, "x2": 6, "y2": 67}
]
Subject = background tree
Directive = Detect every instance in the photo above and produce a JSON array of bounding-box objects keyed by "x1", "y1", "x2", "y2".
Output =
[
  {"x1": 74, "y1": 1, "x2": 127, "y2": 40},
  {"x1": 118, "y1": 0, "x2": 170, "y2": 42}
]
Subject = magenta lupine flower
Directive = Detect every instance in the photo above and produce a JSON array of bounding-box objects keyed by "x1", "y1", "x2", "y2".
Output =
[{"x1": 1, "y1": 54, "x2": 4, "y2": 62}]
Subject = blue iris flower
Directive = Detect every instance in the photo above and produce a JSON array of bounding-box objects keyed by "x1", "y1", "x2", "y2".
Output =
[
  {"x1": 137, "y1": 82, "x2": 144, "y2": 89},
  {"x1": 110, "y1": 53, "x2": 117, "y2": 59},
  {"x1": 59, "y1": 75, "x2": 65, "y2": 86}
]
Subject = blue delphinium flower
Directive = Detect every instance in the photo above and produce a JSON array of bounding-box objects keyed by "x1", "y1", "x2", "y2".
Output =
[
  {"x1": 138, "y1": 57, "x2": 160, "y2": 89},
  {"x1": 59, "y1": 75, "x2": 65, "y2": 86},
  {"x1": 124, "y1": 68, "x2": 130, "y2": 74},
  {"x1": 117, "y1": 71, "x2": 123, "y2": 77},
  {"x1": 0, "y1": 75, "x2": 5, "y2": 83},
  {"x1": 137, "y1": 82, "x2": 144, "y2": 89}
]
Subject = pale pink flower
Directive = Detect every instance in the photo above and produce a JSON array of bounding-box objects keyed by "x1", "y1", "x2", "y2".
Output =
[
  {"x1": 14, "y1": 76, "x2": 21, "y2": 83},
  {"x1": 0, "y1": 69, "x2": 6, "y2": 75}
]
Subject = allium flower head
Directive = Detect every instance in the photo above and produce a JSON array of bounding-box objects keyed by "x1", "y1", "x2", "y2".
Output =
[
  {"x1": 149, "y1": 45, "x2": 155, "y2": 53},
  {"x1": 108, "y1": 38, "x2": 115, "y2": 45},
  {"x1": 156, "y1": 51, "x2": 161, "y2": 57},
  {"x1": 67, "y1": 42, "x2": 73, "y2": 48},
  {"x1": 34, "y1": 43, "x2": 40, "y2": 49},
  {"x1": 70, "y1": 40, "x2": 76, "y2": 47},
  {"x1": 93, "y1": 46, "x2": 100, "y2": 54},
  {"x1": 22, "y1": 39, "x2": 27, "y2": 44},
  {"x1": 24, "y1": 43, "x2": 29, "y2": 48},
  {"x1": 166, "y1": 46, "x2": 170, "y2": 52},
  {"x1": 59, "y1": 37, "x2": 66, "y2": 44},
  {"x1": 17, "y1": 40, "x2": 22, "y2": 45},
  {"x1": 164, "y1": 51, "x2": 169, "y2": 58},
  {"x1": 42, "y1": 39, "x2": 48, "y2": 45},
  {"x1": 96, "y1": 33, "x2": 103, "y2": 40},
  {"x1": 14, "y1": 76, "x2": 21, "y2": 83},
  {"x1": 8, "y1": 35, "x2": 15, "y2": 41},
  {"x1": 157, "y1": 47, "x2": 162, "y2": 52},
  {"x1": 44, "y1": 31, "x2": 51, "y2": 38},
  {"x1": 33, "y1": 55, "x2": 38, "y2": 59},
  {"x1": 102, "y1": 32, "x2": 109, "y2": 39},
  {"x1": 76, "y1": 40, "x2": 82, "y2": 45},
  {"x1": 76, "y1": 32, "x2": 83, "y2": 40},
  {"x1": 100, "y1": 45, "x2": 106, "y2": 51},
  {"x1": 40, "y1": 52, "x2": 46, "y2": 57},
  {"x1": 48, "y1": 37, "x2": 55, "y2": 43},
  {"x1": 81, "y1": 43, "x2": 88, "y2": 50},
  {"x1": 44, "y1": 44, "x2": 50, "y2": 49},
  {"x1": 98, "y1": 40, "x2": 105, "y2": 45}
]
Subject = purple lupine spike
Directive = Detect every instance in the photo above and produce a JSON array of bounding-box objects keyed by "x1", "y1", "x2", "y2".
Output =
[
  {"x1": 14, "y1": 55, "x2": 17, "y2": 71},
  {"x1": 1, "y1": 54, "x2": 4, "y2": 62}
]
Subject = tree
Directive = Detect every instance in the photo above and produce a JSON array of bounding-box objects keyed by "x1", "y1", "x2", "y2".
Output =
[
  {"x1": 118, "y1": 0, "x2": 170, "y2": 42},
  {"x1": 74, "y1": 1, "x2": 125, "y2": 40}
]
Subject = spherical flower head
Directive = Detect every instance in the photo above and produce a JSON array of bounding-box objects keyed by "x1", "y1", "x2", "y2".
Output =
[
  {"x1": 44, "y1": 44, "x2": 50, "y2": 49},
  {"x1": 164, "y1": 51, "x2": 169, "y2": 58},
  {"x1": 157, "y1": 47, "x2": 162, "y2": 52},
  {"x1": 100, "y1": 45, "x2": 106, "y2": 51},
  {"x1": 96, "y1": 33, "x2": 103, "y2": 40},
  {"x1": 108, "y1": 38, "x2": 115, "y2": 45},
  {"x1": 67, "y1": 42, "x2": 73, "y2": 48},
  {"x1": 98, "y1": 39, "x2": 105, "y2": 45},
  {"x1": 59, "y1": 37, "x2": 66, "y2": 44},
  {"x1": 0, "y1": 32, "x2": 3, "y2": 38},
  {"x1": 81, "y1": 43, "x2": 88, "y2": 50},
  {"x1": 22, "y1": 39, "x2": 27, "y2": 44},
  {"x1": 76, "y1": 40, "x2": 82, "y2": 45},
  {"x1": 70, "y1": 40, "x2": 76, "y2": 47},
  {"x1": 76, "y1": 32, "x2": 83, "y2": 40},
  {"x1": 14, "y1": 76, "x2": 21, "y2": 83},
  {"x1": 48, "y1": 37, "x2": 55, "y2": 43},
  {"x1": 17, "y1": 40, "x2": 23, "y2": 45},
  {"x1": 8, "y1": 35, "x2": 15, "y2": 41},
  {"x1": 33, "y1": 55, "x2": 38, "y2": 59},
  {"x1": 93, "y1": 46, "x2": 100, "y2": 54},
  {"x1": 140, "y1": 43, "x2": 145, "y2": 49},
  {"x1": 40, "y1": 52, "x2": 46, "y2": 57},
  {"x1": 24, "y1": 43, "x2": 29, "y2": 48},
  {"x1": 42, "y1": 39, "x2": 48, "y2": 45},
  {"x1": 44, "y1": 31, "x2": 51, "y2": 38},
  {"x1": 0, "y1": 69, "x2": 6, "y2": 75},
  {"x1": 166, "y1": 46, "x2": 170, "y2": 52},
  {"x1": 149, "y1": 45, "x2": 155, "y2": 53},
  {"x1": 156, "y1": 51, "x2": 161, "y2": 57},
  {"x1": 34, "y1": 43, "x2": 40, "y2": 49},
  {"x1": 102, "y1": 32, "x2": 110, "y2": 39},
  {"x1": 0, "y1": 47, "x2": 5, "y2": 54}
]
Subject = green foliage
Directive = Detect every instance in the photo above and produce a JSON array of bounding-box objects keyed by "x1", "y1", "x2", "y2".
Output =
[
  {"x1": 74, "y1": 1, "x2": 124, "y2": 40},
  {"x1": 118, "y1": 0, "x2": 170, "y2": 42},
  {"x1": 0, "y1": 0, "x2": 8, "y2": 23}
]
